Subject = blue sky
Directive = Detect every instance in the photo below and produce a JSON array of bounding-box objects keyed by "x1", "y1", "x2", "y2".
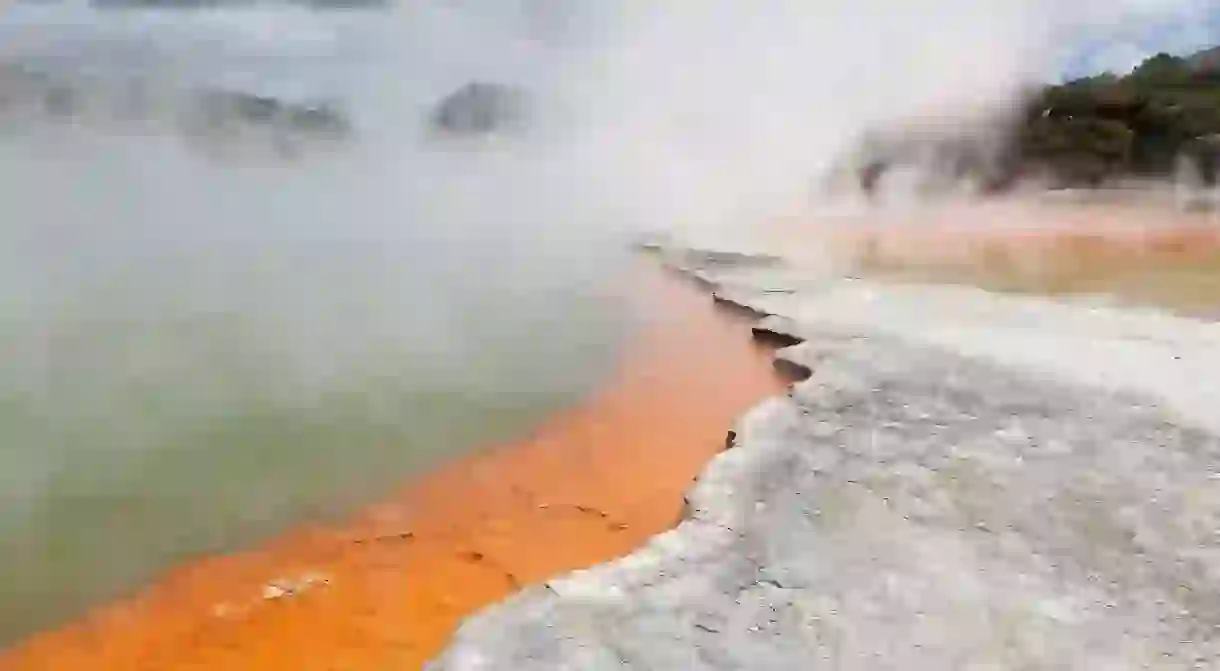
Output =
[{"x1": 1064, "y1": 9, "x2": 1220, "y2": 78}]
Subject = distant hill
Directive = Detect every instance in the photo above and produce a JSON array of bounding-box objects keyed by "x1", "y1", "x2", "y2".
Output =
[
  {"x1": 832, "y1": 44, "x2": 1220, "y2": 196},
  {"x1": 0, "y1": 64, "x2": 354, "y2": 161},
  {"x1": 428, "y1": 82, "x2": 529, "y2": 137},
  {"x1": 1017, "y1": 46, "x2": 1220, "y2": 186},
  {"x1": 1186, "y1": 46, "x2": 1220, "y2": 72}
]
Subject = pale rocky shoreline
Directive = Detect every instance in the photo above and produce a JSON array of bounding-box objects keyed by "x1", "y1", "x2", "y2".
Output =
[{"x1": 429, "y1": 244, "x2": 1220, "y2": 670}]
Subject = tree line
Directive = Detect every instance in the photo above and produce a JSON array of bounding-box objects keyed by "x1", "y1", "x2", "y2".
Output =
[
  {"x1": 1018, "y1": 47, "x2": 1220, "y2": 186},
  {"x1": 837, "y1": 45, "x2": 1220, "y2": 196}
]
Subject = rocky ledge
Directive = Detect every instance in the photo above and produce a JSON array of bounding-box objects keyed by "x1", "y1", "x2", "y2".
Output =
[{"x1": 428, "y1": 251, "x2": 1220, "y2": 670}]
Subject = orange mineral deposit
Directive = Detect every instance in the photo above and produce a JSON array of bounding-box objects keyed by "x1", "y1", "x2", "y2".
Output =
[{"x1": 0, "y1": 263, "x2": 788, "y2": 671}]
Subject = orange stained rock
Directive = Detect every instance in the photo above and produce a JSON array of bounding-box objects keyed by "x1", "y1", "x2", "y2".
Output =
[
  {"x1": 816, "y1": 210, "x2": 1220, "y2": 273},
  {"x1": 0, "y1": 263, "x2": 788, "y2": 671},
  {"x1": 762, "y1": 201, "x2": 1220, "y2": 274}
]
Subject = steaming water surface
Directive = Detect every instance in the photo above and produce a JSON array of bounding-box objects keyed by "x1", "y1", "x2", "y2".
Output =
[
  {"x1": 0, "y1": 7, "x2": 636, "y2": 646},
  {"x1": 3, "y1": 0, "x2": 1179, "y2": 648}
]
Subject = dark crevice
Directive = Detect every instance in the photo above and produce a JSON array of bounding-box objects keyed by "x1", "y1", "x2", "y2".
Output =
[
  {"x1": 773, "y1": 356, "x2": 813, "y2": 382},
  {"x1": 711, "y1": 292, "x2": 772, "y2": 320},
  {"x1": 750, "y1": 325, "x2": 803, "y2": 348}
]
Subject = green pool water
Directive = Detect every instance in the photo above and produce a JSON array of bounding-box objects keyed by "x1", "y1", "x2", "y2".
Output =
[{"x1": 0, "y1": 130, "x2": 636, "y2": 646}]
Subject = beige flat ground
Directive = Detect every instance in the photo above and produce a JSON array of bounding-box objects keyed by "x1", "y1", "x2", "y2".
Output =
[{"x1": 763, "y1": 197, "x2": 1220, "y2": 317}]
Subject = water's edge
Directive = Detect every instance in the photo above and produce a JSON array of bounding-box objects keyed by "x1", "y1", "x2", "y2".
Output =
[{"x1": 430, "y1": 251, "x2": 1220, "y2": 669}]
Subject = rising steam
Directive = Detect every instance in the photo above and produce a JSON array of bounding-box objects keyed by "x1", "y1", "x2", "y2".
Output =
[{"x1": 0, "y1": 0, "x2": 1211, "y2": 646}]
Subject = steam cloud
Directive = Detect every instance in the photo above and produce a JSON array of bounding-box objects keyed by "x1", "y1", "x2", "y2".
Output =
[{"x1": 0, "y1": 0, "x2": 1212, "y2": 645}]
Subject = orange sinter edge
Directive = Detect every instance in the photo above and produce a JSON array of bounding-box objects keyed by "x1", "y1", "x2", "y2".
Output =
[{"x1": 0, "y1": 263, "x2": 789, "y2": 671}]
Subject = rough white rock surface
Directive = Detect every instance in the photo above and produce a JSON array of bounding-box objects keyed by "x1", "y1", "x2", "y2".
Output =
[{"x1": 428, "y1": 253, "x2": 1220, "y2": 670}]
